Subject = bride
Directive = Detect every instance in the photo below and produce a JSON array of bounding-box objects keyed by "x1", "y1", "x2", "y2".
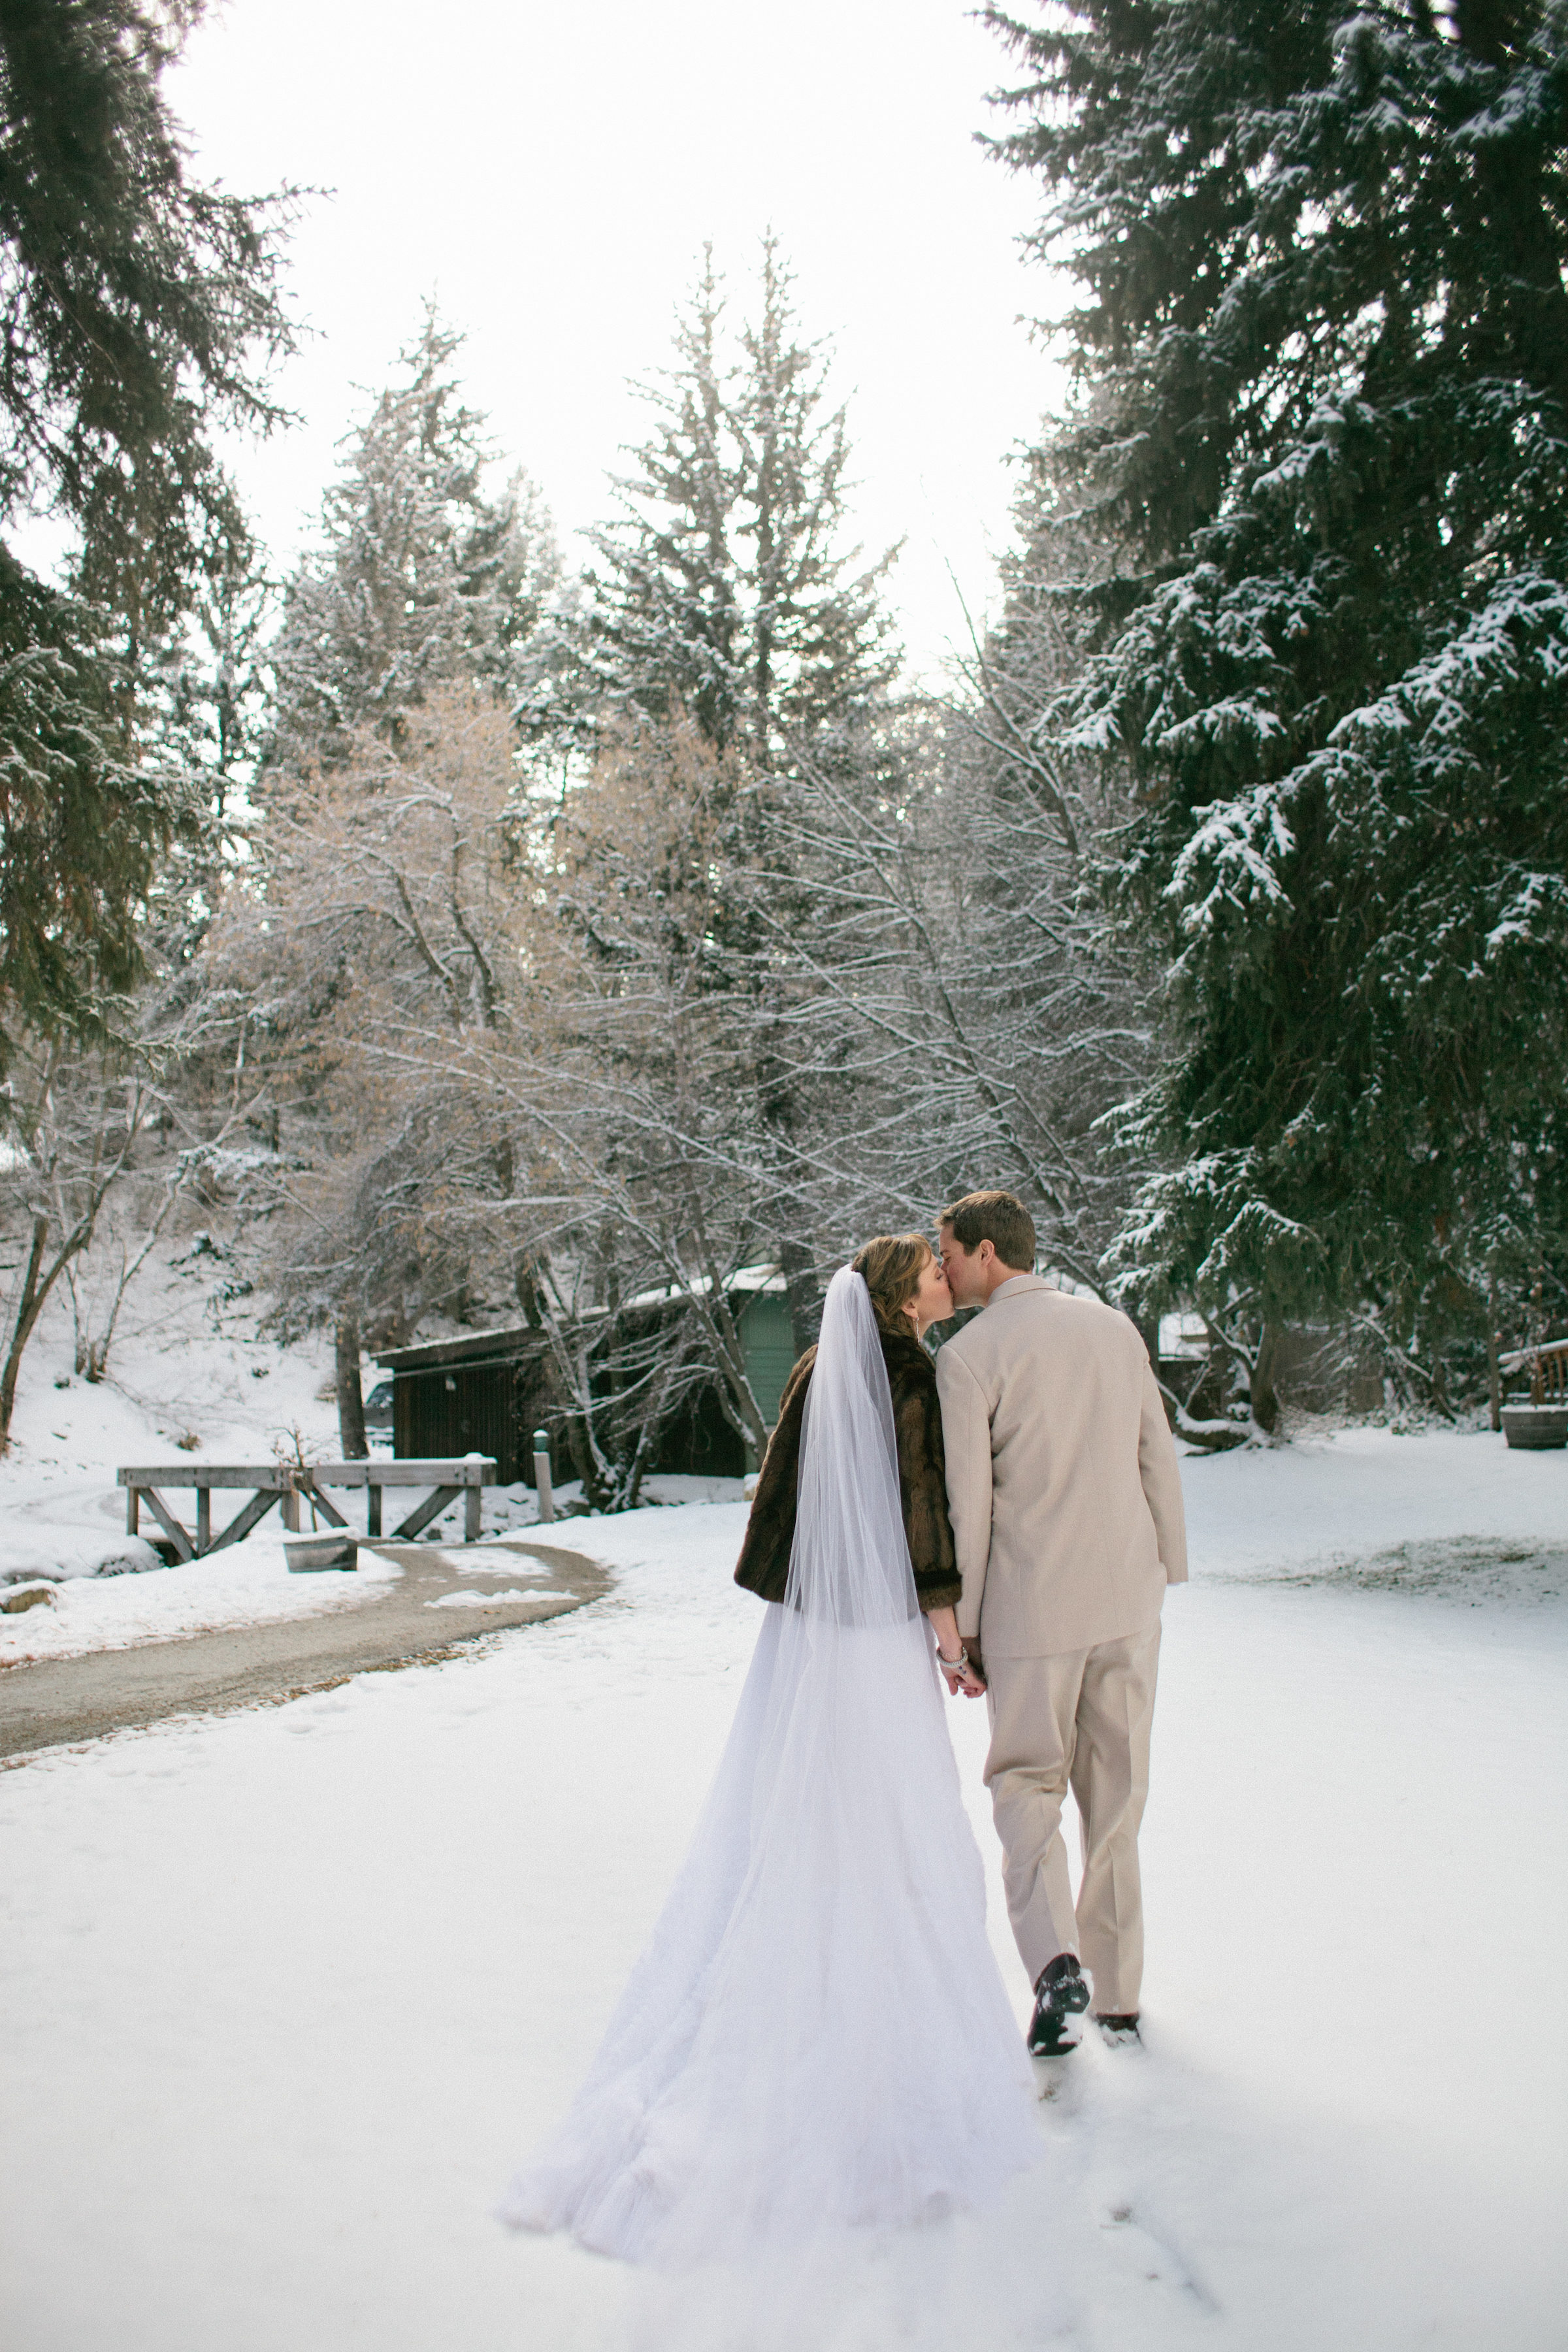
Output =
[{"x1": 499, "y1": 1237, "x2": 1041, "y2": 2267}]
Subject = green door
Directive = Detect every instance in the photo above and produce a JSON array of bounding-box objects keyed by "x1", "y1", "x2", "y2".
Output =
[{"x1": 738, "y1": 1292, "x2": 797, "y2": 1463}]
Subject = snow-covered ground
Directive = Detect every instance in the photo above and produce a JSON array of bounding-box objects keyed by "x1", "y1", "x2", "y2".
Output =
[
  {"x1": 0, "y1": 1474, "x2": 740, "y2": 1665},
  {"x1": 1, "y1": 1429, "x2": 1563, "y2": 2351},
  {"x1": 0, "y1": 1522, "x2": 406, "y2": 1661}
]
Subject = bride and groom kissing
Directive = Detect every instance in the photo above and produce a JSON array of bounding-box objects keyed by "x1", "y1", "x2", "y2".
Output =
[{"x1": 502, "y1": 1189, "x2": 1188, "y2": 2266}]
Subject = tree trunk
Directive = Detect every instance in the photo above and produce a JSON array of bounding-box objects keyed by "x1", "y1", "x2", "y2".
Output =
[
  {"x1": 1487, "y1": 1267, "x2": 1502, "y2": 1433},
  {"x1": 335, "y1": 1307, "x2": 368, "y2": 1459},
  {"x1": 778, "y1": 1234, "x2": 821, "y2": 1358},
  {"x1": 563, "y1": 1409, "x2": 606, "y2": 1510},
  {"x1": 80, "y1": 1164, "x2": 188, "y2": 1384},
  {"x1": 1250, "y1": 1321, "x2": 1284, "y2": 1433},
  {"x1": 514, "y1": 1254, "x2": 545, "y2": 1327},
  {"x1": 0, "y1": 1214, "x2": 50, "y2": 1452}
]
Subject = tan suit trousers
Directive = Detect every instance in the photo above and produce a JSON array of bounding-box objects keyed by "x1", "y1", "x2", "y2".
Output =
[{"x1": 983, "y1": 1621, "x2": 1161, "y2": 2016}]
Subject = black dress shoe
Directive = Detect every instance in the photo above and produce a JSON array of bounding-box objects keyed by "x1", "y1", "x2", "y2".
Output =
[
  {"x1": 1027, "y1": 1953, "x2": 1091, "y2": 2056},
  {"x1": 1096, "y1": 2012, "x2": 1141, "y2": 2046}
]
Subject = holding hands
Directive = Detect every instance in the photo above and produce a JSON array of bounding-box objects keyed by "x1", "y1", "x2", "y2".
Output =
[{"x1": 930, "y1": 1605, "x2": 986, "y2": 1699}]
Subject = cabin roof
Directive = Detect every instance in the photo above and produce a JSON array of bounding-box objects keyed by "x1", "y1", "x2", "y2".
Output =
[
  {"x1": 373, "y1": 1323, "x2": 551, "y2": 1373},
  {"x1": 374, "y1": 1265, "x2": 788, "y2": 1374}
]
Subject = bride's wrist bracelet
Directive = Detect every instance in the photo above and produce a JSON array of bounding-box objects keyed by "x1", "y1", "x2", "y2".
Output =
[{"x1": 937, "y1": 1644, "x2": 970, "y2": 1674}]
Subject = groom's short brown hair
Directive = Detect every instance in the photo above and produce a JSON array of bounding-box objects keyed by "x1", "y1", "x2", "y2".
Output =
[{"x1": 939, "y1": 1190, "x2": 1037, "y2": 1273}]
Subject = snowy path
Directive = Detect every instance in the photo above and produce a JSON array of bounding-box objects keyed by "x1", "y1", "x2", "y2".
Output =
[
  {"x1": 0, "y1": 1539, "x2": 610, "y2": 1757},
  {"x1": 1, "y1": 1432, "x2": 1565, "y2": 2351}
]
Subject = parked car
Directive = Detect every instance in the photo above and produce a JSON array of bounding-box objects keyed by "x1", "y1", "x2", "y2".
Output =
[{"x1": 363, "y1": 1378, "x2": 395, "y2": 1437}]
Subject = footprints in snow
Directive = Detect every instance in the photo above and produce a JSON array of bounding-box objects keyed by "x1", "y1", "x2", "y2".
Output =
[{"x1": 1031, "y1": 2050, "x2": 1222, "y2": 2318}]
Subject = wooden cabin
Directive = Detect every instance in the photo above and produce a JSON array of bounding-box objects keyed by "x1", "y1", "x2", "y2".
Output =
[{"x1": 374, "y1": 1266, "x2": 798, "y2": 1487}]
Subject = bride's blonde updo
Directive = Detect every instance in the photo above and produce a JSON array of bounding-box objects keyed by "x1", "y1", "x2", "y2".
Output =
[{"x1": 851, "y1": 1233, "x2": 933, "y2": 1339}]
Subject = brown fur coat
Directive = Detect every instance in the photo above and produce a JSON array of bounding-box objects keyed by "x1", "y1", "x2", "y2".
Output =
[{"x1": 734, "y1": 1326, "x2": 961, "y2": 1611}]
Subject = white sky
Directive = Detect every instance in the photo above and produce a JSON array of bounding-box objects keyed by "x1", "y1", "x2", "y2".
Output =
[{"x1": 171, "y1": 0, "x2": 1070, "y2": 684}]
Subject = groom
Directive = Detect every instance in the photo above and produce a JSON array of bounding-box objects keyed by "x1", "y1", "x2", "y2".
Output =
[{"x1": 934, "y1": 1191, "x2": 1188, "y2": 2055}]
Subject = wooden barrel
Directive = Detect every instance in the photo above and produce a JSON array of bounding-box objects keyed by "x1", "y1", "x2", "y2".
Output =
[{"x1": 1501, "y1": 1407, "x2": 1568, "y2": 1451}]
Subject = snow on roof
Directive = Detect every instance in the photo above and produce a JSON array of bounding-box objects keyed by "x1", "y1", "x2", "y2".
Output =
[
  {"x1": 623, "y1": 1264, "x2": 787, "y2": 1313},
  {"x1": 373, "y1": 1321, "x2": 556, "y2": 1372}
]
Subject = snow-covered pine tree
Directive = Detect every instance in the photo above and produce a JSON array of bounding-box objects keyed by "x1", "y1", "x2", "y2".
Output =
[
  {"x1": 733, "y1": 238, "x2": 899, "y2": 749},
  {"x1": 573, "y1": 252, "x2": 742, "y2": 751},
  {"x1": 987, "y1": 0, "x2": 1568, "y2": 1419},
  {"x1": 267, "y1": 308, "x2": 562, "y2": 777},
  {"x1": 138, "y1": 549, "x2": 276, "y2": 985},
  {"x1": 581, "y1": 239, "x2": 899, "y2": 759},
  {"x1": 0, "y1": 0, "x2": 294, "y2": 1071}
]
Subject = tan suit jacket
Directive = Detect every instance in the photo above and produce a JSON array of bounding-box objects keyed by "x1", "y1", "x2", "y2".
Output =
[{"x1": 936, "y1": 1275, "x2": 1187, "y2": 1658}]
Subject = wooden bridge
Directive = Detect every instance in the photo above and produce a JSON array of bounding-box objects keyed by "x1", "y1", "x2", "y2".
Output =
[{"x1": 116, "y1": 1456, "x2": 498, "y2": 1561}]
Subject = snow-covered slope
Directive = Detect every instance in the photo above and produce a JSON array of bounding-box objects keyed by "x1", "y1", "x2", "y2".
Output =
[{"x1": 1, "y1": 1227, "x2": 344, "y2": 1586}]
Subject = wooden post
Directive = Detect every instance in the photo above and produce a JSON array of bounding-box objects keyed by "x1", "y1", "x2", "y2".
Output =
[
  {"x1": 367, "y1": 1484, "x2": 382, "y2": 1539},
  {"x1": 533, "y1": 1429, "x2": 554, "y2": 1524},
  {"x1": 196, "y1": 1486, "x2": 211, "y2": 1555},
  {"x1": 281, "y1": 1486, "x2": 301, "y2": 1533},
  {"x1": 126, "y1": 1484, "x2": 139, "y2": 1537},
  {"x1": 465, "y1": 1454, "x2": 482, "y2": 1543}
]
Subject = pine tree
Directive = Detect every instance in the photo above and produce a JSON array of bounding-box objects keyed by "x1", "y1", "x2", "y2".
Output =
[
  {"x1": 987, "y1": 0, "x2": 1568, "y2": 1415},
  {"x1": 0, "y1": 549, "x2": 152, "y2": 1063},
  {"x1": 140, "y1": 549, "x2": 275, "y2": 973},
  {"x1": 267, "y1": 309, "x2": 561, "y2": 777},
  {"x1": 0, "y1": 0, "x2": 295, "y2": 1067},
  {"x1": 734, "y1": 239, "x2": 898, "y2": 747},
  {"x1": 583, "y1": 240, "x2": 899, "y2": 757},
  {"x1": 579, "y1": 254, "x2": 742, "y2": 749}
]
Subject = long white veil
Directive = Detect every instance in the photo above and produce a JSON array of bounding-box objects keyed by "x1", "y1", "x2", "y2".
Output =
[
  {"x1": 499, "y1": 1267, "x2": 1039, "y2": 2269},
  {"x1": 788, "y1": 1261, "x2": 920, "y2": 1631}
]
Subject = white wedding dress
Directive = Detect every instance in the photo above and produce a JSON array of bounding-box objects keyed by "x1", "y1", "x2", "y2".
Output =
[{"x1": 499, "y1": 1268, "x2": 1041, "y2": 2268}]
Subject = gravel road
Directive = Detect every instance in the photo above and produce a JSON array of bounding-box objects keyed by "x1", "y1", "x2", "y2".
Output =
[{"x1": 0, "y1": 1539, "x2": 611, "y2": 1762}]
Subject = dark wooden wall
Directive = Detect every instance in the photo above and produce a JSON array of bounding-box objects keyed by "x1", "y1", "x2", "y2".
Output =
[
  {"x1": 393, "y1": 1360, "x2": 542, "y2": 1484},
  {"x1": 391, "y1": 1352, "x2": 746, "y2": 1487}
]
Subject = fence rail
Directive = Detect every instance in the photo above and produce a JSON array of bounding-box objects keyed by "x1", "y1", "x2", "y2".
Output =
[{"x1": 1498, "y1": 1336, "x2": 1568, "y2": 1403}]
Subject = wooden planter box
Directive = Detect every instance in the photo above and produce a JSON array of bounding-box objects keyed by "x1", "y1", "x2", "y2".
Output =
[
  {"x1": 1501, "y1": 1406, "x2": 1568, "y2": 1451},
  {"x1": 284, "y1": 1536, "x2": 359, "y2": 1573}
]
